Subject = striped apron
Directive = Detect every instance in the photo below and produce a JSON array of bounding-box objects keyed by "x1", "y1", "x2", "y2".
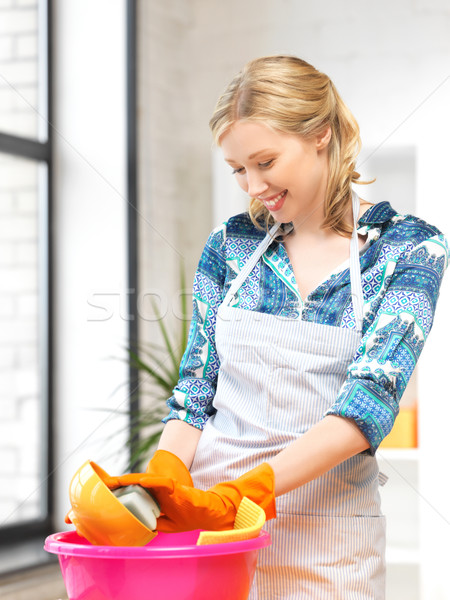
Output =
[{"x1": 190, "y1": 192, "x2": 386, "y2": 599}]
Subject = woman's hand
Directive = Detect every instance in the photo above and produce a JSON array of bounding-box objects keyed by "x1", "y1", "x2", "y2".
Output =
[
  {"x1": 104, "y1": 420, "x2": 203, "y2": 491},
  {"x1": 104, "y1": 449, "x2": 193, "y2": 489}
]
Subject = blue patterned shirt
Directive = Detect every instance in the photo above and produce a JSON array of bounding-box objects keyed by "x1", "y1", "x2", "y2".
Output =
[{"x1": 164, "y1": 202, "x2": 448, "y2": 453}]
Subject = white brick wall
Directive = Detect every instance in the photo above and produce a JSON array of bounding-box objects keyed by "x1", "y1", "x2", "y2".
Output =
[
  {"x1": 0, "y1": 154, "x2": 40, "y2": 527},
  {"x1": 0, "y1": 0, "x2": 42, "y2": 527},
  {"x1": 0, "y1": 0, "x2": 40, "y2": 138}
]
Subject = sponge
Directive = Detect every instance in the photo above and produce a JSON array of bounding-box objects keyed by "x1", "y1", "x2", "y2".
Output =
[
  {"x1": 197, "y1": 497, "x2": 266, "y2": 545},
  {"x1": 113, "y1": 485, "x2": 161, "y2": 531}
]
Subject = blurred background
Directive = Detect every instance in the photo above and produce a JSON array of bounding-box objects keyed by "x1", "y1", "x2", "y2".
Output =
[{"x1": 0, "y1": 0, "x2": 449, "y2": 598}]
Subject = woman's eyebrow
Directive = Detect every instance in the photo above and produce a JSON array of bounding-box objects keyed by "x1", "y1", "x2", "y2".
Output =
[
  {"x1": 224, "y1": 149, "x2": 276, "y2": 164},
  {"x1": 248, "y1": 148, "x2": 275, "y2": 159}
]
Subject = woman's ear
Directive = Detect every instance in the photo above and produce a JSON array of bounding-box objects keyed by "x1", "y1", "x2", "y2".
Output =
[{"x1": 316, "y1": 126, "x2": 332, "y2": 150}]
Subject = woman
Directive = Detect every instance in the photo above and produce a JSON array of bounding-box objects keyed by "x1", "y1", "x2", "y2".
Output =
[{"x1": 110, "y1": 56, "x2": 448, "y2": 598}]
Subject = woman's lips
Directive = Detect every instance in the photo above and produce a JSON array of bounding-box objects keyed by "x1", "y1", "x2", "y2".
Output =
[{"x1": 260, "y1": 190, "x2": 287, "y2": 211}]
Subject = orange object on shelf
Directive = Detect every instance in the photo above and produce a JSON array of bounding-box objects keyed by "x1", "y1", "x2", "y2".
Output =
[{"x1": 380, "y1": 405, "x2": 418, "y2": 449}]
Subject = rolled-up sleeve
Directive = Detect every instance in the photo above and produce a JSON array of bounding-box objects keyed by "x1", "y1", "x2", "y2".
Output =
[
  {"x1": 163, "y1": 224, "x2": 227, "y2": 429},
  {"x1": 325, "y1": 233, "x2": 449, "y2": 454}
]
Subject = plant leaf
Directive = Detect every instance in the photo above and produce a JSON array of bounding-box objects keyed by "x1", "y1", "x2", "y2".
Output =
[{"x1": 127, "y1": 348, "x2": 175, "y2": 384}]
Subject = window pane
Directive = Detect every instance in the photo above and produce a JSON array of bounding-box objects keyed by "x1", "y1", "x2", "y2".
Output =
[
  {"x1": 0, "y1": 153, "x2": 47, "y2": 526},
  {"x1": 0, "y1": 0, "x2": 47, "y2": 140}
]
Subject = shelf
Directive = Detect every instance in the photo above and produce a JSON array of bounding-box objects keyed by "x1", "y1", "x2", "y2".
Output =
[
  {"x1": 377, "y1": 448, "x2": 420, "y2": 462},
  {"x1": 386, "y1": 546, "x2": 420, "y2": 566}
]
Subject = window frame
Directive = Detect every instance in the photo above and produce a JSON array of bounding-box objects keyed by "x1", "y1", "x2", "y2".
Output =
[{"x1": 126, "y1": 0, "x2": 140, "y2": 467}]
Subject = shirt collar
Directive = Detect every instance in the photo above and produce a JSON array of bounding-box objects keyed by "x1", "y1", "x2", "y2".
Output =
[
  {"x1": 358, "y1": 201, "x2": 398, "y2": 226},
  {"x1": 274, "y1": 201, "x2": 397, "y2": 240}
]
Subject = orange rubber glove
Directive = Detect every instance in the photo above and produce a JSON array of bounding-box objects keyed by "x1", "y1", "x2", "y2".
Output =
[
  {"x1": 65, "y1": 450, "x2": 193, "y2": 526},
  {"x1": 104, "y1": 449, "x2": 193, "y2": 489},
  {"x1": 110, "y1": 462, "x2": 276, "y2": 532}
]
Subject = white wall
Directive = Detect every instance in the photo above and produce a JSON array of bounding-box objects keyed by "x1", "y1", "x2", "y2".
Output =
[{"x1": 52, "y1": 0, "x2": 129, "y2": 529}]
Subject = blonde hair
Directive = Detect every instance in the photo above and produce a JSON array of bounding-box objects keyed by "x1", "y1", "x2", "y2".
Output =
[{"x1": 210, "y1": 55, "x2": 370, "y2": 237}]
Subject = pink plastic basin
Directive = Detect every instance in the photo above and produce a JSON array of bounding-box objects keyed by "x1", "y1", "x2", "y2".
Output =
[{"x1": 44, "y1": 529, "x2": 271, "y2": 600}]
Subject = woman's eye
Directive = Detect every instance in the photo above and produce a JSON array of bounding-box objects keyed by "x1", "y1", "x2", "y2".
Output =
[
  {"x1": 259, "y1": 159, "x2": 274, "y2": 168},
  {"x1": 231, "y1": 159, "x2": 273, "y2": 174}
]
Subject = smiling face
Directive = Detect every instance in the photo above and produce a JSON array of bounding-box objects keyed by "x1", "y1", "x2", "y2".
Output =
[{"x1": 220, "y1": 120, "x2": 331, "y2": 228}]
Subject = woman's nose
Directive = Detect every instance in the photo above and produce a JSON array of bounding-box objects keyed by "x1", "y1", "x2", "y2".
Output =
[{"x1": 245, "y1": 172, "x2": 269, "y2": 198}]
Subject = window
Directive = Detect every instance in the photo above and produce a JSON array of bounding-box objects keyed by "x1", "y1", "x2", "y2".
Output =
[{"x1": 0, "y1": 0, "x2": 52, "y2": 552}]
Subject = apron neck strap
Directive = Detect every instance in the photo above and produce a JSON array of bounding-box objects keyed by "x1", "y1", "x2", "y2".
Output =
[
  {"x1": 349, "y1": 190, "x2": 364, "y2": 332},
  {"x1": 223, "y1": 222, "x2": 281, "y2": 306}
]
